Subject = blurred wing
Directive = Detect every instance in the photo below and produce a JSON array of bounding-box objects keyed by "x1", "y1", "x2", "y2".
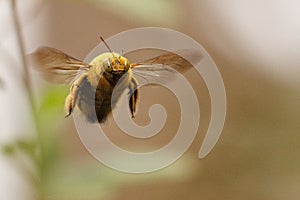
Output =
[
  {"x1": 131, "y1": 49, "x2": 202, "y2": 84},
  {"x1": 27, "y1": 46, "x2": 90, "y2": 85}
]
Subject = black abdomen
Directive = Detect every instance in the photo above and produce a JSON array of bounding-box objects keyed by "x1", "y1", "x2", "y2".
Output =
[{"x1": 77, "y1": 76, "x2": 114, "y2": 123}]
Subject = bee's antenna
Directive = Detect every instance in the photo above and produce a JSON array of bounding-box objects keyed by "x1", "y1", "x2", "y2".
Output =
[
  {"x1": 100, "y1": 36, "x2": 113, "y2": 53},
  {"x1": 100, "y1": 36, "x2": 118, "y2": 62}
]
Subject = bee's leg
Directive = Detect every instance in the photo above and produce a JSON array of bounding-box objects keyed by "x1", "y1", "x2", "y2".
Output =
[
  {"x1": 64, "y1": 84, "x2": 79, "y2": 118},
  {"x1": 65, "y1": 94, "x2": 73, "y2": 118},
  {"x1": 64, "y1": 75, "x2": 86, "y2": 118},
  {"x1": 128, "y1": 77, "x2": 139, "y2": 118}
]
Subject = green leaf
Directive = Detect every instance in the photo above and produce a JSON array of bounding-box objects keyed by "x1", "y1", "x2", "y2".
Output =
[
  {"x1": 2, "y1": 144, "x2": 16, "y2": 155},
  {"x1": 16, "y1": 139, "x2": 38, "y2": 157},
  {"x1": 39, "y1": 85, "x2": 68, "y2": 115}
]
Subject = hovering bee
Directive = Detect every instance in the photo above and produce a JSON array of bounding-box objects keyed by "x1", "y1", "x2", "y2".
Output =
[{"x1": 28, "y1": 38, "x2": 201, "y2": 123}]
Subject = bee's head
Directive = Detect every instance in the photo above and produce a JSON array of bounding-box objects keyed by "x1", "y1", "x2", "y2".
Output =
[{"x1": 103, "y1": 53, "x2": 130, "y2": 75}]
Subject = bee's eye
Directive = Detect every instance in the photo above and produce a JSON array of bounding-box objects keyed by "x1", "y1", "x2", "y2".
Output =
[
  {"x1": 123, "y1": 58, "x2": 130, "y2": 71},
  {"x1": 125, "y1": 61, "x2": 130, "y2": 70},
  {"x1": 103, "y1": 59, "x2": 112, "y2": 72},
  {"x1": 119, "y1": 57, "x2": 129, "y2": 71}
]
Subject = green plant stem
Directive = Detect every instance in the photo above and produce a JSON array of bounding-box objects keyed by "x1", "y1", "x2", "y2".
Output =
[
  {"x1": 0, "y1": 77, "x2": 4, "y2": 89},
  {"x1": 10, "y1": 0, "x2": 45, "y2": 197}
]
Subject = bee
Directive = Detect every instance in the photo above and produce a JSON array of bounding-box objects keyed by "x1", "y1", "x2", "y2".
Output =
[{"x1": 28, "y1": 38, "x2": 201, "y2": 123}]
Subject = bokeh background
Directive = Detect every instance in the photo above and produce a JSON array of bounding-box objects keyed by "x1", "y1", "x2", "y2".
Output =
[{"x1": 1, "y1": 0, "x2": 300, "y2": 199}]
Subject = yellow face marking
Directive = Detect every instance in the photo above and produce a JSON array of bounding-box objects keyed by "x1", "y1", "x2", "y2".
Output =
[{"x1": 106, "y1": 54, "x2": 130, "y2": 72}]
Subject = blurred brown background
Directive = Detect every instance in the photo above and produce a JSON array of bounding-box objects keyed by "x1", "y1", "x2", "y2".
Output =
[{"x1": 1, "y1": 0, "x2": 300, "y2": 200}]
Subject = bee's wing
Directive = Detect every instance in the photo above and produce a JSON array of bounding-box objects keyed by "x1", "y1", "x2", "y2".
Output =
[
  {"x1": 27, "y1": 46, "x2": 90, "y2": 85},
  {"x1": 131, "y1": 49, "x2": 203, "y2": 84}
]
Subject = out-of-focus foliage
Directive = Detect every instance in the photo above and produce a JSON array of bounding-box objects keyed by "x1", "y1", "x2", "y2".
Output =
[
  {"x1": 72, "y1": 0, "x2": 181, "y2": 25},
  {"x1": 0, "y1": 77, "x2": 4, "y2": 89},
  {"x1": 2, "y1": 139, "x2": 37, "y2": 158}
]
